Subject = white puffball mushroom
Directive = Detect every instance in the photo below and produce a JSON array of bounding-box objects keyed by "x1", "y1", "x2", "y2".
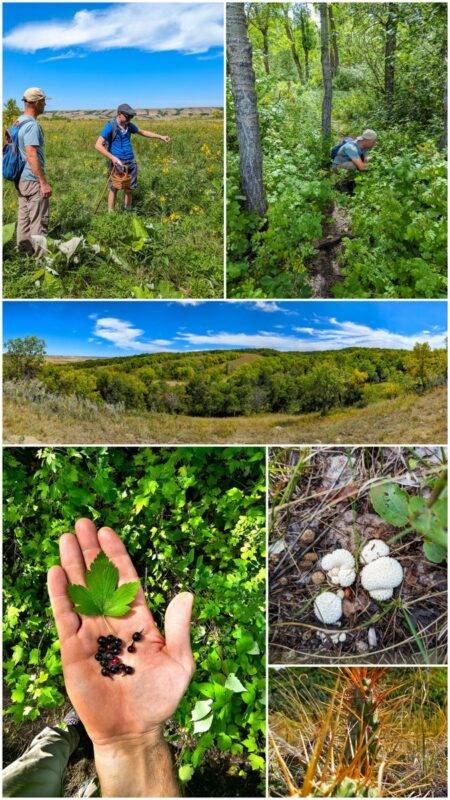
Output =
[
  {"x1": 314, "y1": 591, "x2": 343, "y2": 624},
  {"x1": 330, "y1": 632, "x2": 347, "y2": 644},
  {"x1": 321, "y1": 549, "x2": 356, "y2": 587},
  {"x1": 360, "y1": 556, "x2": 403, "y2": 601},
  {"x1": 360, "y1": 539, "x2": 390, "y2": 565}
]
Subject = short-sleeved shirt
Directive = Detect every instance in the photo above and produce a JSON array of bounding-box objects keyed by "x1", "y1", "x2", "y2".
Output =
[
  {"x1": 332, "y1": 138, "x2": 367, "y2": 167},
  {"x1": 100, "y1": 120, "x2": 139, "y2": 162},
  {"x1": 17, "y1": 114, "x2": 45, "y2": 182}
]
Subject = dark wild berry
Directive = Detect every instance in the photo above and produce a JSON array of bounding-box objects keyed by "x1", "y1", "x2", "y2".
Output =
[
  {"x1": 101, "y1": 668, "x2": 110, "y2": 677},
  {"x1": 132, "y1": 632, "x2": 143, "y2": 642},
  {"x1": 124, "y1": 665, "x2": 134, "y2": 675},
  {"x1": 127, "y1": 644, "x2": 136, "y2": 653},
  {"x1": 98, "y1": 636, "x2": 107, "y2": 646}
]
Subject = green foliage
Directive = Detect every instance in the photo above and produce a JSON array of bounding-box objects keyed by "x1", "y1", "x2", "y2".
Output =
[
  {"x1": 29, "y1": 345, "x2": 447, "y2": 419},
  {"x1": 3, "y1": 447, "x2": 266, "y2": 786},
  {"x1": 67, "y1": 551, "x2": 140, "y2": 617},
  {"x1": 228, "y1": 4, "x2": 447, "y2": 299},
  {"x1": 3, "y1": 98, "x2": 21, "y2": 127},
  {"x1": 335, "y1": 141, "x2": 447, "y2": 298},
  {"x1": 3, "y1": 117, "x2": 223, "y2": 299},
  {"x1": 370, "y1": 473, "x2": 447, "y2": 563},
  {"x1": 4, "y1": 336, "x2": 46, "y2": 380}
]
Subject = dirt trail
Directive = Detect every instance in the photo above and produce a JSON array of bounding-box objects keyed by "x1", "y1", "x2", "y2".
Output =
[{"x1": 308, "y1": 201, "x2": 351, "y2": 297}]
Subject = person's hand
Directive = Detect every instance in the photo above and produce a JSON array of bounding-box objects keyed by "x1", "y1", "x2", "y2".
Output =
[
  {"x1": 39, "y1": 180, "x2": 52, "y2": 198},
  {"x1": 47, "y1": 519, "x2": 195, "y2": 747},
  {"x1": 112, "y1": 157, "x2": 124, "y2": 169},
  {"x1": 160, "y1": 135, "x2": 171, "y2": 144}
]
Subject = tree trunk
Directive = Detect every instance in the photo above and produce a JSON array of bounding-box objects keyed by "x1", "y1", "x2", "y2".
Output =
[
  {"x1": 262, "y1": 27, "x2": 270, "y2": 75},
  {"x1": 438, "y1": 78, "x2": 447, "y2": 150},
  {"x1": 283, "y1": 9, "x2": 304, "y2": 84},
  {"x1": 320, "y1": 4, "x2": 332, "y2": 142},
  {"x1": 227, "y1": 3, "x2": 267, "y2": 215},
  {"x1": 299, "y1": 8, "x2": 310, "y2": 82},
  {"x1": 384, "y1": 4, "x2": 398, "y2": 111},
  {"x1": 328, "y1": 6, "x2": 339, "y2": 77}
]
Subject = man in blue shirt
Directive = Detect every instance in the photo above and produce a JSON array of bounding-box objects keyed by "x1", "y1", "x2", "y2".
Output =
[
  {"x1": 16, "y1": 87, "x2": 52, "y2": 255},
  {"x1": 95, "y1": 103, "x2": 171, "y2": 212},
  {"x1": 332, "y1": 129, "x2": 378, "y2": 172}
]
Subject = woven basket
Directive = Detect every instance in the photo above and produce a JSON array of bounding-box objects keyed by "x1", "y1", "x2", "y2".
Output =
[{"x1": 110, "y1": 165, "x2": 131, "y2": 190}]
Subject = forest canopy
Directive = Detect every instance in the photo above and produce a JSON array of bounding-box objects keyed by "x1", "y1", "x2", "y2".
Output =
[
  {"x1": 227, "y1": 3, "x2": 447, "y2": 299},
  {"x1": 4, "y1": 338, "x2": 448, "y2": 418}
]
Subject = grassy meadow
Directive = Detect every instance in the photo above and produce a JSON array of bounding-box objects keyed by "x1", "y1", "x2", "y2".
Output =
[
  {"x1": 4, "y1": 383, "x2": 447, "y2": 445},
  {"x1": 3, "y1": 116, "x2": 223, "y2": 298}
]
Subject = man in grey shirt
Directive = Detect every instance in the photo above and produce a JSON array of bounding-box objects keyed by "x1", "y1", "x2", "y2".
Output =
[{"x1": 16, "y1": 87, "x2": 52, "y2": 255}]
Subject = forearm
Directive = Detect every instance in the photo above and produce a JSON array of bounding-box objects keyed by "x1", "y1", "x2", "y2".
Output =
[
  {"x1": 93, "y1": 729, "x2": 179, "y2": 798},
  {"x1": 95, "y1": 142, "x2": 116, "y2": 162},
  {"x1": 142, "y1": 130, "x2": 166, "y2": 140}
]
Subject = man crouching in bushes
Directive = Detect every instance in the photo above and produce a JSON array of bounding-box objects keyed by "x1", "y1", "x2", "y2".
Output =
[{"x1": 94, "y1": 103, "x2": 171, "y2": 212}]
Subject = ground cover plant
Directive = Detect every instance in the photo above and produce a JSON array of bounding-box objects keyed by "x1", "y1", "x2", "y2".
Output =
[
  {"x1": 3, "y1": 116, "x2": 223, "y2": 298},
  {"x1": 3, "y1": 447, "x2": 266, "y2": 796},
  {"x1": 227, "y1": 3, "x2": 447, "y2": 298},
  {"x1": 269, "y1": 447, "x2": 447, "y2": 664},
  {"x1": 269, "y1": 667, "x2": 447, "y2": 797}
]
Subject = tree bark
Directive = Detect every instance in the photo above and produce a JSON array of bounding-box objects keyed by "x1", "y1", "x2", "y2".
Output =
[
  {"x1": 299, "y1": 7, "x2": 310, "y2": 82},
  {"x1": 384, "y1": 4, "x2": 398, "y2": 111},
  {"x1": 227, "y1": 3, "x2": 267, "y2": 214},
  {"x1": 438, "y1": 78, "x2": 447, "y2": 149},
  {"x1": 262, "y1": 28, "x2": 270, "y2": 75},
  {"x1": 282, "y1": 7, "x2": 304, "y2": 84},
  {"x1": 320, "y1": 4, "x2": 332, "y2": 142},
  {"x1": 328, "y1": 6, "x2": 339, "y2": 77}
]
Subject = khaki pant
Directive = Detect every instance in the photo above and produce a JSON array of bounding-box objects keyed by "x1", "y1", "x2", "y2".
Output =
[
  {"x1": 2, "y1": 724, "x2": 98, "y2": 797},
  {"x1": 16, "y1": 179, "x2": 50, "y2": 256}
]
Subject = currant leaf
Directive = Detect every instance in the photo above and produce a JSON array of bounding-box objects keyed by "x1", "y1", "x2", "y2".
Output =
[{"x1": 68, "y1": 551, "x2": 140, "y2": 617}]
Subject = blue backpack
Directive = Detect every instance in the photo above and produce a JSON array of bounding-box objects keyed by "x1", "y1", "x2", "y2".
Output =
[
  {"x1": 330, "y1": 136, "x2": 365, "y2": 162},
  {"x1": 3, "y1": 119, "x2": 27, "y2": 182},
  {"x1": 105, "y1": 118, "x2": 120, "y2": 150}
]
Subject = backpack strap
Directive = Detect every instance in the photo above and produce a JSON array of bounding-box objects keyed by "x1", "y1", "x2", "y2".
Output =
[{"x1": 106, "y1": 118, "x2": 119, "y2": 150}]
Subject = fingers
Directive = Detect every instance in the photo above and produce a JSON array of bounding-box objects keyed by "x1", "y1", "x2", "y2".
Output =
[
  {"x1": 75, "y1": 518, "x2": 102, "y2": 569},
  {"x1": 97, "y1": 526, "x2": 146, "y2": 607},
  {"x1": 59, "y1": 533, "x2": 86, "y2": 586},
  {"x1": 164, "y1": 592, "x2": 195, "y2": 676},
  {"x1": 47, "y1": 565, "x2": 80, "y2": 642}
]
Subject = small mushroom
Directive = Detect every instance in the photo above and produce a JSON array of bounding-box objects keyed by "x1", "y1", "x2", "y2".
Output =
[
  {"x1": 300, "y1": 528, "x2": 315, "y2": 545},
  {"x1": 321, "y1": 549, "x2": 356, "y2": 587},
  {"x1": 311, "y1": 571, "x2": 325, "y2": 586},
  {"x1": 330, "y1": 631, "x2": 347, "y2": 644},
  {"x1": 360, "y1": 556, "x2": 403, "y2": 601},
  {"x1": 360, "y1": 539, "x2": 390, "y2": 564},
  {"x1": 314, "y1": 591, "x2": 343, "y2": 624}
]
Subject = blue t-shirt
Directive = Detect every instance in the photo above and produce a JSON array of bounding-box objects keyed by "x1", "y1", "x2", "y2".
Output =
[
  {"x1": 100, "y1": 120, "x2": 139, "y2": 162},
  {"x1": 333, "y1": 138, "x2": 367, "y2": 167},
  {"x1": 17, "y1": 114, "x2": 45, "y2": 182}
]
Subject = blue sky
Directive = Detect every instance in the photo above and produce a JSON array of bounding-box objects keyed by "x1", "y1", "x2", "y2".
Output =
[
  {"x1": 3, "y1": 3, "x2": 223, "y2": 109},
  {"x1": 3, "y1": 301, "x2": 447, "y2": 358}
]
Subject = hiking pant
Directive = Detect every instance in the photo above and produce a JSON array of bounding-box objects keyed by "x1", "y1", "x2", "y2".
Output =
[
  {"x1": 3, "y1": 724, "x2": 80, "y2": 797},
  {"x1": 16, "y1": 179, "x2": 50, "y2": 256}
]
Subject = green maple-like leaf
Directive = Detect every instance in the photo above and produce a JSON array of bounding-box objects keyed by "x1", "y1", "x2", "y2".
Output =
[{"x1": 68, "y1": 551, "x2": 140, "y2": 617}]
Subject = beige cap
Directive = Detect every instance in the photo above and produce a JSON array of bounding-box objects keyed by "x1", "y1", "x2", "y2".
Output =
[
  {"x1": 361, "y1": 128, "x2": 377, "y2": 141},
  {"x1": 23, "y1": 87, "x2": 48, "y2": 102}
]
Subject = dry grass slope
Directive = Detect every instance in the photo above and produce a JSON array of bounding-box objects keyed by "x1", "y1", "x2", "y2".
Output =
[{"x1": 4, "y1": 386, "x2": 447, "y2": 445}]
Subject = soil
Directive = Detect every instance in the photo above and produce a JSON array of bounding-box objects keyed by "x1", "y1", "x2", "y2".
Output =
[
  {"x1": 269, "y1": 447, "x2": 447, "y2": 665},
  {"x1": 308, "y1": 201, "x2": 350, "y2": 297}
]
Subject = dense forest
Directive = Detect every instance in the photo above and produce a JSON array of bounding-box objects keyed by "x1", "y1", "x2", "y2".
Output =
[
  {"x1": 227, "y1": 3, "x2": 447, "y2": 299},
  {"x1": 4, "y1": 338, "x2": 447, "y2": 418}
]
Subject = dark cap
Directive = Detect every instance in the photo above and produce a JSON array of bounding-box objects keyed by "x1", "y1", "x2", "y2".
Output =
[{"x1": 117, "y1": 103, "x2": 136, "y2": 118}]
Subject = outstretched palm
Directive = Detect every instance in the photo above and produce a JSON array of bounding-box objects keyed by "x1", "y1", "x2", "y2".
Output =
[{"x1": 48, "y1": 519, "x2": 194, "y2": 745}]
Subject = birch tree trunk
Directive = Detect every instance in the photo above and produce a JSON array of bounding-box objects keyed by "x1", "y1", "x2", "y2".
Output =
[
  {"x1": 328, "y1": 6, "x2": 339, "y2": 78},
  {"x1": 227, "y1": 3, "x2": 267, "y2": 214},
  {"x1": 384, "y1": 4, "x2": 398, "y2": 112}
]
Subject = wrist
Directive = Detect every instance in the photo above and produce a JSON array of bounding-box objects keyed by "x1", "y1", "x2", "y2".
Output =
[{"x1": 93, "y1": 725, "x2": 163, "y2": 752}]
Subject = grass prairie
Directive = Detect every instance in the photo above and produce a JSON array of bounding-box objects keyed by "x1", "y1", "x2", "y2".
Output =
[
  {"x1": 3, "y1": 384, "x2": 446, "y2": 445},
  {"x1": 3, "y1": 116, "x2": 223, "y2": 299}
]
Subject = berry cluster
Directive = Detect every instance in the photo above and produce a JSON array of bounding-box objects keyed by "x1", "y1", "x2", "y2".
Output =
[{"x1": 95, "y1": 631, "x2": 143, "y2": 678}]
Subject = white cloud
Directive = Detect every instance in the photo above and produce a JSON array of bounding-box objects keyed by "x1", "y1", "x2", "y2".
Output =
[
  {"x1": 176, "y1": 300, "x2": 205, "y2": 306},
  {"x1": 178, "y1": 319, "x2": 446, "y2": 352},
  {"x1": 4, "y1": 3, "x2": 224, "y2": 55},
  {"x1": 93, "y1": 317, "x2": 171, "y2": 352},
  {"x1": 39, "y1": 50, "x2": 86, "y2": 63},
  {"x1": 253, "y1": 301, "x2": 297, "y2": 316}
]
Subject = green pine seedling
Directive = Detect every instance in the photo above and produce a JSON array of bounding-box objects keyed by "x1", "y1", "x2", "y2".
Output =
[{"x1": 68, "y1": 551, "x2": 140, "y2": 617}]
